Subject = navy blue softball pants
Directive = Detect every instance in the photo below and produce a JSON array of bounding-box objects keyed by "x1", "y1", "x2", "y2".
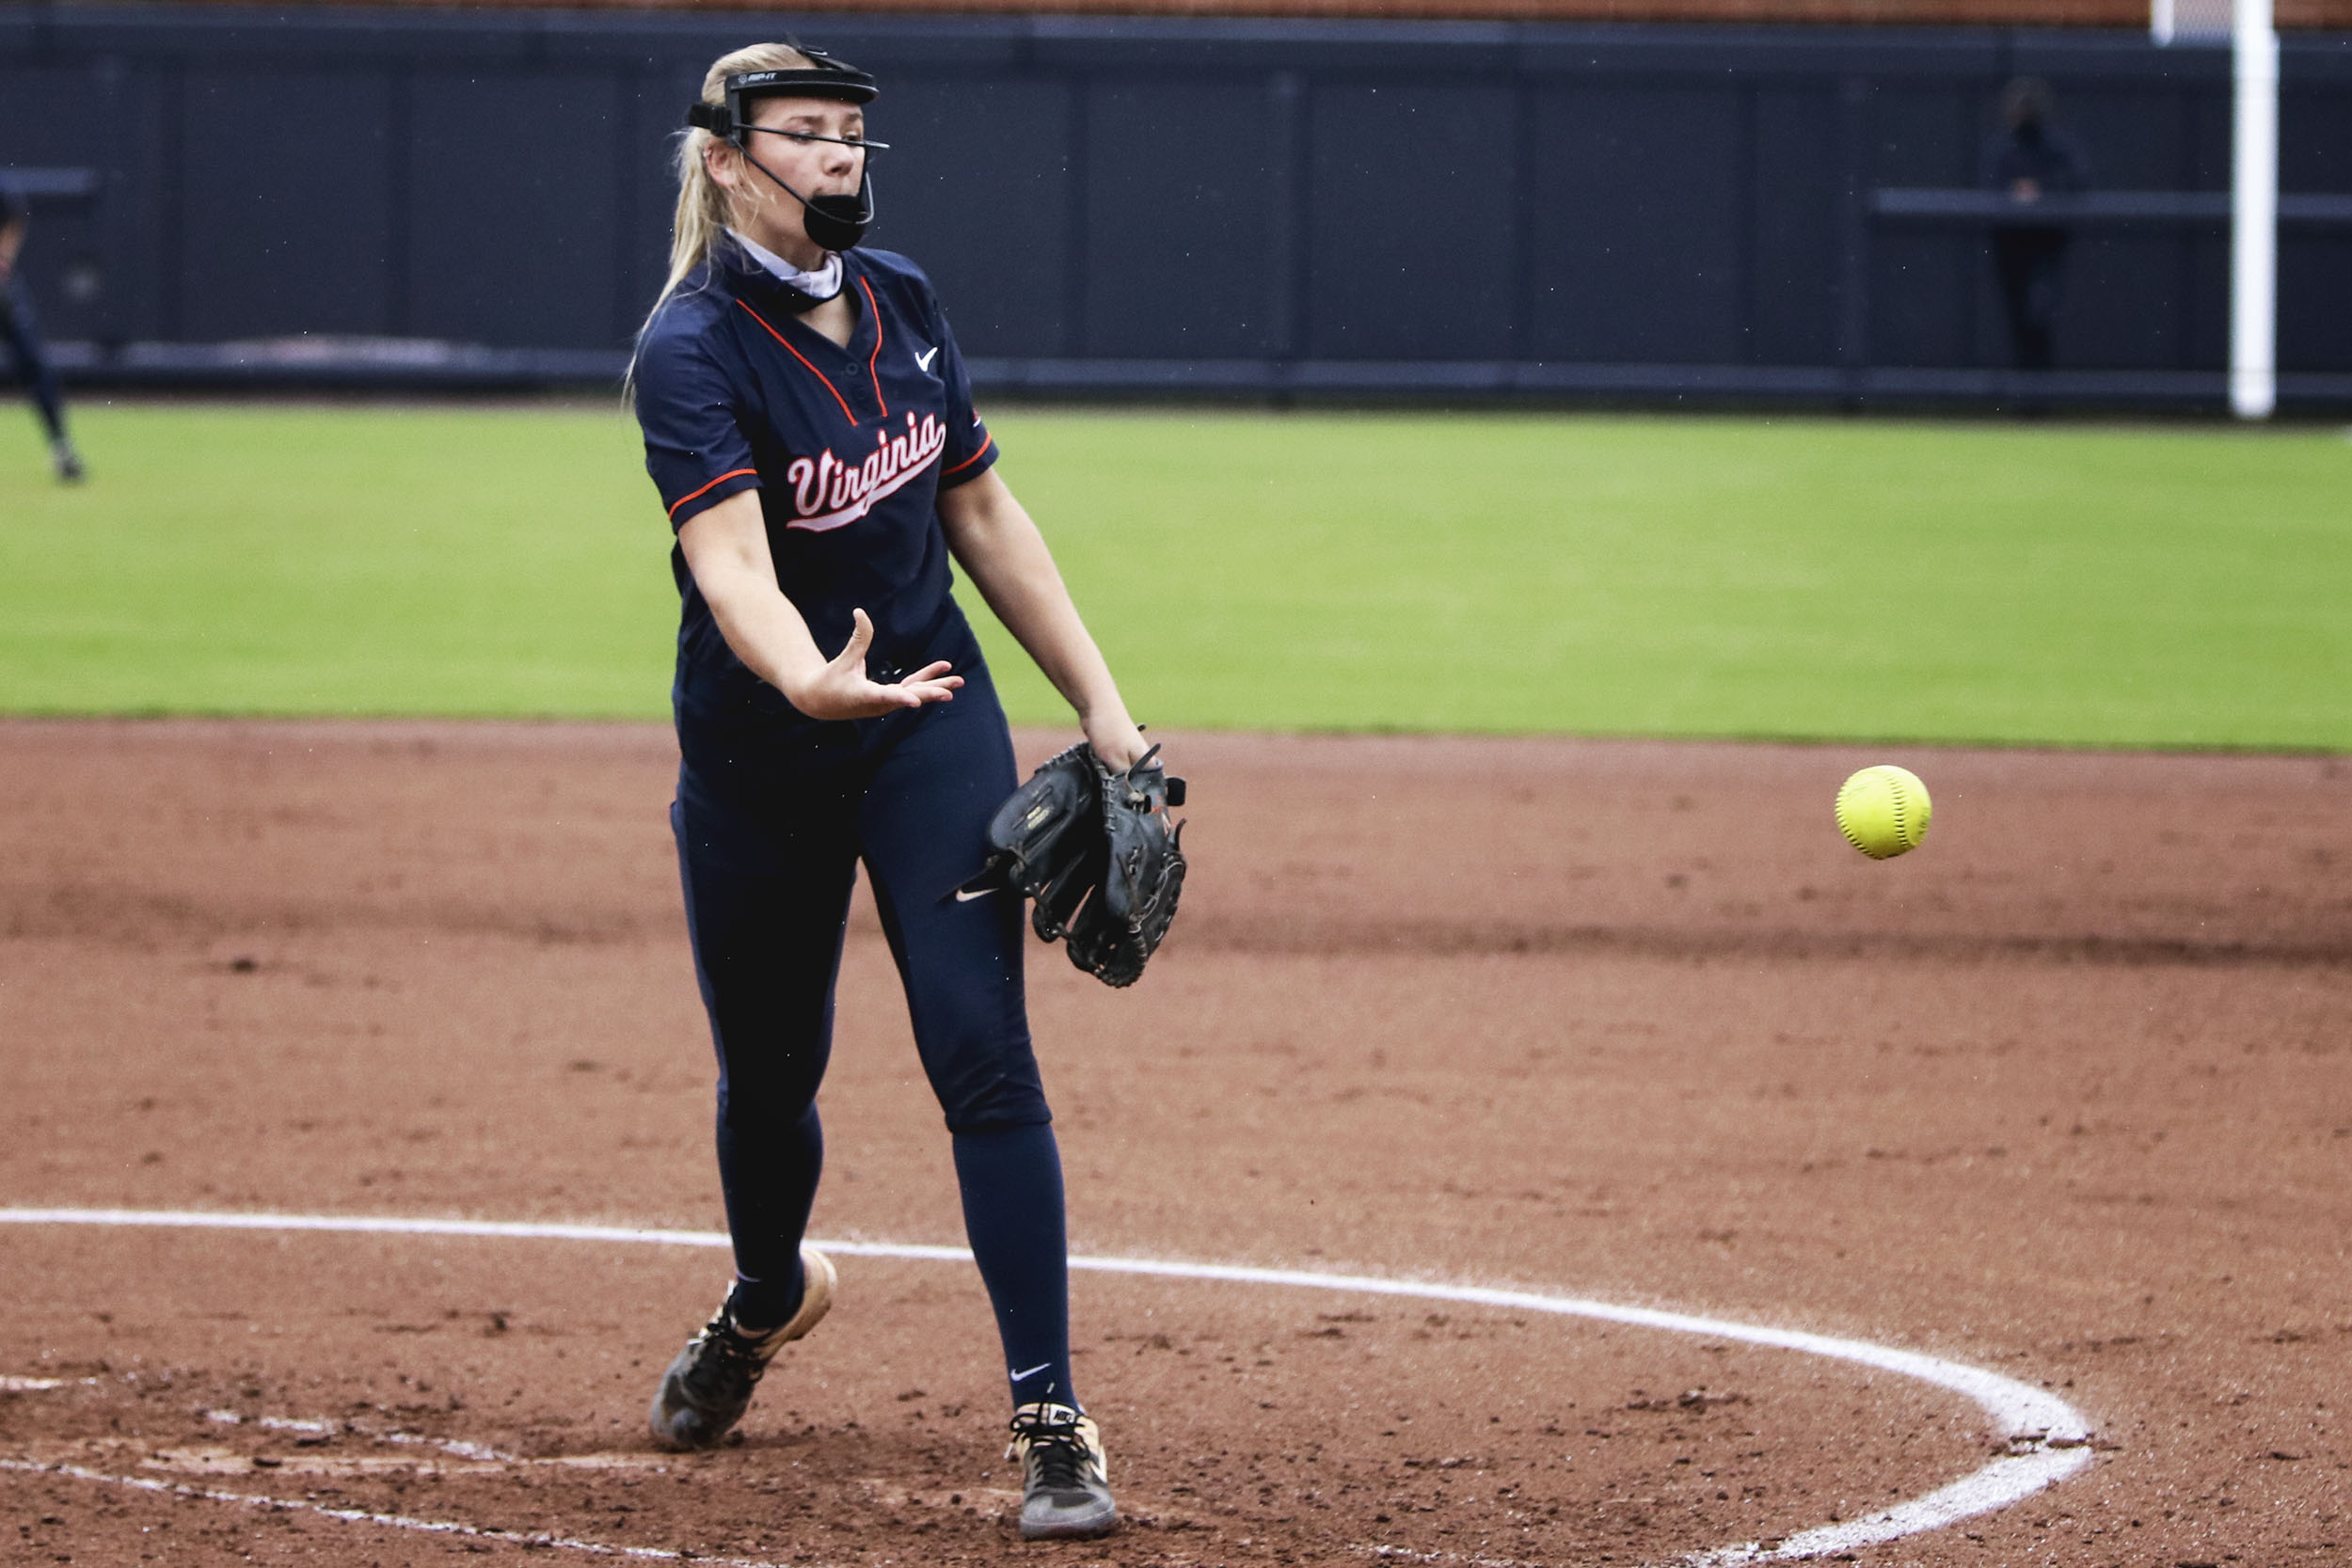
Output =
[{"x1": 671, "y1": 645, "x2": 1077, "y2": 1411}]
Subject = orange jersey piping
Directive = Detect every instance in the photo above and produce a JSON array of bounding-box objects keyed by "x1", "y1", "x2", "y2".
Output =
[
  {"x1": 735, "y1": 299, "x2": 857, "y2": 424},
  {"x1": 943, "y1": 433, "x2": 995, "y2": 477},
  {"x1": 858, "y1": 275, "x2": 890, "y2": 420},
  {"x1": 669, "y1": 467, "x2": 759, "y2": 519}
]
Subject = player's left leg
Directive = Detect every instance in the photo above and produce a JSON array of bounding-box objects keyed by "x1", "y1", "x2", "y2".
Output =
[
  {"x1": 0, "y1": 281, "x2": 82, "y2": 482},
  {"x1": 855, "y1": 648, "x2": 1115, "y2": 1540}
]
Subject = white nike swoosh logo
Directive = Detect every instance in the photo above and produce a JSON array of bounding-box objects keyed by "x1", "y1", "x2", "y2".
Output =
[
  {"x1": 954, "y1": 885, "x2": 994, "y2": 902},
  {"x1": 1009, "y1": 1361, "x2": 1052, "y2": 1383},
  {"x1": 916, "y1": 345, "x2": 940, "y2": 372}
]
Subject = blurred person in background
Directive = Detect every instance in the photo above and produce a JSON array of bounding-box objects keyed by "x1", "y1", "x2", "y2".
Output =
[
  {"x1": 0, "y1": 171, "x2": 85, "y2": 482},
  {"x1": 1981, "y1": 77, "x2": 2092, "y2": 384}
]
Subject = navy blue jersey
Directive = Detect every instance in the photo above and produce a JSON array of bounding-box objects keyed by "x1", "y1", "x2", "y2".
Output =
[{"x1": 633, "y1": 240, "x2": 999, "y2": 730}]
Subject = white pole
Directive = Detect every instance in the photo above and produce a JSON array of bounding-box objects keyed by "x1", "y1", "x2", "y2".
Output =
[
  {"x1": 2153, "y1": 0, "x2": 2176, "y2": 46},
  {"x1": 2231, "y1": 0, "x2": 2279, "y2": 419}
]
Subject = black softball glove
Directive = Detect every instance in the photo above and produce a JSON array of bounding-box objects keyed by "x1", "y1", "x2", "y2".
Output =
[{"x1": 960, "y1": 742, "x2": 1187, "y2": 988}]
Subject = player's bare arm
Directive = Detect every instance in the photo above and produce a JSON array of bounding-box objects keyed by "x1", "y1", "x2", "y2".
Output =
[
  {"x1": 677, "y1": 488, "x2": 961, "y2": 720},
  {"x1": 936, "y1": 467, "x2": 1149, "y2": 770}
]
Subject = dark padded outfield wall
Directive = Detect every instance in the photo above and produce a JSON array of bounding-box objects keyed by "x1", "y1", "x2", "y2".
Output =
[{"x1": 1, "y1": 4, "x2": 2347, "y2": 407}]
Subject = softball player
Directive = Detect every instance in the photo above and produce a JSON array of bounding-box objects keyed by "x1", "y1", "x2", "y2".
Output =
[
  {"x1": 628, "y1": 40, "x2": 1144, "y2": 1541},
  {"x1": 0, "y1": 173, "x2": 84, "y2": 483}
]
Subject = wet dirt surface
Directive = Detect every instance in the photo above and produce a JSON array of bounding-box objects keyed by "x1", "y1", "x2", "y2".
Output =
[{"x1": 2, "y1": 721, "x2": 2347, "y2": 1565}]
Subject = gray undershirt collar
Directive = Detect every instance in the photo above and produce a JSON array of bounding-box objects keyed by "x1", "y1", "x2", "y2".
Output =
[{"x1": 728, "y1": 229, "x2": 843, "y2": 301}]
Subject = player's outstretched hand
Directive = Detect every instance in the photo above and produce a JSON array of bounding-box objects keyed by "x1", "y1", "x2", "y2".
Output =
[{"x1": 790, "y1": 609, "x2": 962, "y2": 721}]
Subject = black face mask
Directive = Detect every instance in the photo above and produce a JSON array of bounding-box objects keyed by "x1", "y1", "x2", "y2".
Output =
[
  {"x1": 740, "y1": 147, "x2": 876, "y2": 253},
  {"x1": 687, "y1": 54, "x2": 885, "y2": 252}
]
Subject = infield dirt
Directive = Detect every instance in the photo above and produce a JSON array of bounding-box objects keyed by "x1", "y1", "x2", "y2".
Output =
[{"x1": 2, "y1": 721, "x2": 2346, "y2": 1566}]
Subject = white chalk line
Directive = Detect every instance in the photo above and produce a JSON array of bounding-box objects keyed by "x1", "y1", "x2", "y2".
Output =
[
  {"x1": 203, "y1": 1406, "x2": 529, "y2": 1464},
  {"x1": 0, "y1": 1456, "x2": 791, "y2": 1567},
  {"x1": 0, "y1": 1206, "x2": 2096, "y2": 1564}
]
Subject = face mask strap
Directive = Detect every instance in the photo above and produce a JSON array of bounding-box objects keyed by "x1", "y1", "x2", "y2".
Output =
[{"x1": 685, "y1": 101, "x2": 736, "y2": 140}]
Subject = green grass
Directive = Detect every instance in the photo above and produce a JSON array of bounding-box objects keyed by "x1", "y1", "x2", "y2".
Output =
[
  {"x1": 3, "y1": 404, "x2": 2346, "y2": 749},
  {"x1": 0, "y1": 404, "x2": 672, "y2": 718}
]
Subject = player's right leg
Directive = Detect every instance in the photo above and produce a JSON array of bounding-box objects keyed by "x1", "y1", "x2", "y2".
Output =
[{"x1": 649, "y1": 753, "x2": 859, "y2": 1450}]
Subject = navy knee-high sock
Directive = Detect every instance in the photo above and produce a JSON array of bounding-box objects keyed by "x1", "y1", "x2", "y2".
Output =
[{"x1": 952, "y1": 1123, "x2": 1076, "y2": 1412}]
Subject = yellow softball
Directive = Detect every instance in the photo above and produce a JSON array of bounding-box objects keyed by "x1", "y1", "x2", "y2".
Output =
[{"x1": 1835, "y1": 765, "x2": 1932, "y2": 860}]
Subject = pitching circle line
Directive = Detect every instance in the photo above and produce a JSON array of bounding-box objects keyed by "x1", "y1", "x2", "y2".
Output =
[{"x1": 0, "y1": 1206, "x2": 2093, "y2": 1564}]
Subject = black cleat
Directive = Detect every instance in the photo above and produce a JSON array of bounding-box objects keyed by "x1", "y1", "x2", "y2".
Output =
[
  {"x1": 646, "y1": 1247, "x2": 834, "y2": 1451},
  {"x1": 53, "y1": 440, "x2": 85, "y2": 483},
  {"x1": 1006, "y1": 1401, "x2": 1118, "y2": 1540}
]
